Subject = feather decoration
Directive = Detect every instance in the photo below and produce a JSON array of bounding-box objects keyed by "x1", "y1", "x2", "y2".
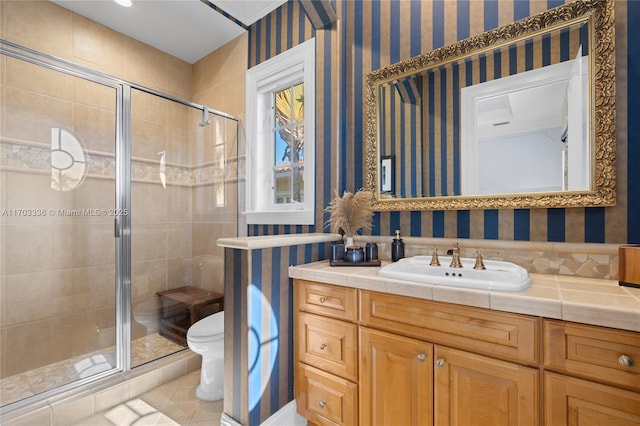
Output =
[{"x1": 325, "y1": 189, "x2": 374, "y2": 237}]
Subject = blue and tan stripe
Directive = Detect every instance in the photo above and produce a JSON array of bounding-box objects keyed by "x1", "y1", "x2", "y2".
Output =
[{"x1": 245, "y1": 0, "x2": 633, "y2": 246}]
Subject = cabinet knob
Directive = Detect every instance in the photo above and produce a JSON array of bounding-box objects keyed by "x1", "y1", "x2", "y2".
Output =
[
  {"x1": 417, "y1": 353, "x2": 426, "y2": 361},
  {"x1": 436, "y1": 358, "x2": 445, "y2": 367},
  {"x1": 320, "y1": 343, "x2": 327, "y2": 350},
  {"x1": 319, "y1": 400, "x2": 327, "y2": 408},
  {"x1": 319, "y1": 296, "x2": 327, "y2": 303},
  {"x1": 619, "y1": 355, "x2": 635, "y2": 368}
]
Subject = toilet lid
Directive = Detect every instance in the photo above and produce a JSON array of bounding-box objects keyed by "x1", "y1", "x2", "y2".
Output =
[{"x1": 188, "y1": 311, "x2": 225, "y2": 338}]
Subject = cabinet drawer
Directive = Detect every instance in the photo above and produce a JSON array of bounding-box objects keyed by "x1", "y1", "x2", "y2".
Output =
[
  {"x1": 295, "y1": 280, "x2": 357, "y2": 322},
  {"x1": 544, "y1": 319, "x2": 640, "y2": 390},
  {"x1": 296, "y1": 363, "x2": 357, "y2": 426},
  {"x1": 544, "y1": 372, "x2": 640, "y2": 425},
  {"x1": 296, "y1": 312, "x2": 358, "y2": 381},
  {"x1": 360, "y1": 290, "x2": 539, "y2": 365}
]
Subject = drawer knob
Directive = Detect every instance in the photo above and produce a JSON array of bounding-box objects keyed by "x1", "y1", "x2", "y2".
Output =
[
  {"x1": 319, "y1": 297, "x2": 327, "y2": 303},
  {"x1": 320, "y1": 343, "x2": 327, "y2": 350},
  {"x1": 436, "y1": 358, "x2": 445, "y2": 367},
  {"x1": 417, "y1": 353, "x2": 426, "y2": 361},
  {"x1": 619, "y1": 355, "x2": 635, "y2": 368},
  {"x1": 319, "y1": 400, "x2": 327, "y2": 408}
]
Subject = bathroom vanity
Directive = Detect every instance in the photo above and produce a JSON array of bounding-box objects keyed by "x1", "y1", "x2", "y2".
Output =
[{"x1": 290, "y1": 261, "x2": 640, "y2": 426}]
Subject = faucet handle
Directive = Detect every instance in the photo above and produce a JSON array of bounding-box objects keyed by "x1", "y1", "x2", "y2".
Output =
[
  {"x1": 429, "y1": 248, "x2": 441, "y2": 266},
  {"x1": 449, "y1": 243, "x2": 463, "y2": 268},
  {"x1": 473, "y1": 251, "x2": 486, "y2": 270}
]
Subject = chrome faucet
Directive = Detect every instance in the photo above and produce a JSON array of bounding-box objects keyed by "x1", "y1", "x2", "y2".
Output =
[{"x1": 449, "y1": 243, "x2": 463, "y2": 268}]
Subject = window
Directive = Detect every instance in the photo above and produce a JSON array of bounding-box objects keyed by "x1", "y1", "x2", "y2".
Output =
[{"x1": 245, "y1": 39, "x2": 315, "y2": 225}]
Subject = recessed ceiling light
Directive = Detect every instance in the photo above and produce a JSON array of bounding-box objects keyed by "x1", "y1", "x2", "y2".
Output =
[{"x1": 114, "y1": 0, "x2": 132, "y2": 7}]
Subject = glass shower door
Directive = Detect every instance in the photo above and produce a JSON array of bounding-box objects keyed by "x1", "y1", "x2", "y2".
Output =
[
  {"x1": 129, "y1": 89, "x2": 236, "y2": 367},
  {"x1": 128, "y1": 88, "x2": 192, "y2": 366},
  {"x1": 0, "y1": 55, "x2": 120, "y2": 405}
]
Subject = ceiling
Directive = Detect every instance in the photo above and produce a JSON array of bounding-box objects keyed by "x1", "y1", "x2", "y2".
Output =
[{"x1": 50, "y1": 0, "x2": 288, "y2": 64}]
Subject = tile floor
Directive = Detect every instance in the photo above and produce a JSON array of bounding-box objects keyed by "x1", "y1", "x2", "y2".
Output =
[
  {"x1": 72, "y1": 369, "x2": 222, "y2": 426},
  {"x1": 1, "y1": 334, "x2": 185, "y2": 407}
]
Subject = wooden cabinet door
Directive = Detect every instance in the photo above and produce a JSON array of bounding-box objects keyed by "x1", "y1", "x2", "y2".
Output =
[
  {"x1": 545, "y1": 372, "x2": 640, "y2": 426},
  {"x1": 434, "y1": 346, "x2": 539, "y2": 426},
  {"x1": 359, "y1": 327, "x2": 433, "y2": 426}
]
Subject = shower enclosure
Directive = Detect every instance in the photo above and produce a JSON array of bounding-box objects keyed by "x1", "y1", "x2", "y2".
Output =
[{"x1": 0, "y1": 41, "x2": 238, "y2": 408}]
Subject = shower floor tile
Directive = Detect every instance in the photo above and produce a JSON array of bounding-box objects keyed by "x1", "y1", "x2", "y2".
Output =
[{"x1": 0, "y1": 334, "x2": 185, "y2": 407}]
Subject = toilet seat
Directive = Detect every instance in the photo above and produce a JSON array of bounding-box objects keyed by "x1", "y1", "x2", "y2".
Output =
[{"x1": 187, "y1": 311, "x2": 224, "y2": 342}]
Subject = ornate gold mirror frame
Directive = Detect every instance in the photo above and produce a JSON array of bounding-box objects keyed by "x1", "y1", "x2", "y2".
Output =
[{"x1": 364, "y1": 0, "x2": 615, "y2": 211}]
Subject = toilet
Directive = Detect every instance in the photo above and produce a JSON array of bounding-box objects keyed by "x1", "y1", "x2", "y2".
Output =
[
  {"x1": 186, "y1": 311, "x2": 225, "y2": 401},
  {"x1": 132, "y1": 299, "x2": 160, "y2": 335}
]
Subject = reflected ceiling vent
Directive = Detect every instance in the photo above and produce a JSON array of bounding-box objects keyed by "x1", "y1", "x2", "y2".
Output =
[{"x1": 477, "y1": 94, "x2": 513, "y2": 125}]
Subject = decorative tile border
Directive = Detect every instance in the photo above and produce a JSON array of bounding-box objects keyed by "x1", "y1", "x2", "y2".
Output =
[
  {"x1": 1, "y1": 139, "x2": 238, "y2": 187},
  {"x1": 353, "y1": 236, "x2": 619, "y2": 280}
]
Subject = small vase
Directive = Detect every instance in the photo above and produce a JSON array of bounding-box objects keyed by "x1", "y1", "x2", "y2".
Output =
[{"x1": 345, "y1": 237, "x2": 354, "y2": 247}]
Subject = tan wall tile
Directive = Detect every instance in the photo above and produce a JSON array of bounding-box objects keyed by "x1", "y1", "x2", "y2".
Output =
[
  {"x1": 166, "y1": 100, "x2": 190, "y2": 130},
  {"x1": 131, "y1": 88, "x2": 166, "y2": 125},
  {"x1": 5, "y1": 269, "x2": 74, "y2": 325},
  {"x1": 72, "y1": 14, "x2": 125, "y2": 76},
  {"x1": 5, "y1": 1, "x2": 74, "y2": 60},
  {"x1": 5, "y1": 316, "x2": 74, "y2": 375},
  {"x1": 5, "y1": 223, "x2": 75, "y2": 275},
  {"x1": 167, "y1": 258, "x2": 193, "y2": 288},
  {"x1": 73, "y1": 265, "x2": 116, "y2": 313},
  {"x1": 131, "y1": 117, "x2": 166, "y2": 160},
  {"x1": 71, "y1": 308, "x2": 116, "y2": 355},
  {"x1": 131, "y1": 259, "x2": 168, "y2": 300},
  {"x1": 5, "y1": 86, "x2": 73, "y2": 144},
  {"x1": 71, "y1": 178, "x2": 117, "y2": 225},
  {"x1": 0, "y1": 0, "x2": 243, "y2": 377},
  {"x1": 131, "y1": 182, "x2": 168, "y2": 223},
  {"x1": 166, "y1": 127, "x2": 191, "y2": 165},
  {"x1": 192, "y1": 256, "x2": 224, "y2": 294},
  {"x1": 166, "y1": 222, "x2": 193, "y2": 259},
  {"x1": 5, "y1": 57, "x2": 74, "y2": 100},
  {"x1": 72, "y1": 223, "x2": 116, "y2": 268},
  {"x1": 5, "y1": 172, "x2": 74, "y2": 225},
  {"x1": 73, "y1": 103, "x2": 117, "y2": 154},
  {"x1": 73, "y1": 77, "x2": 117, "y2": 111},
  {"x1": 167, "y1": 186, "x2": 192, "y2": 222},
  {"x1": 132, "y1": 223, "x2": 167, "y2": 262},
  {"x1": 165, "y1": 54, "x2": 192, "y2": 100},
  {"x1": 125, "y1": 38, "x2": 167, "y2": 91}
]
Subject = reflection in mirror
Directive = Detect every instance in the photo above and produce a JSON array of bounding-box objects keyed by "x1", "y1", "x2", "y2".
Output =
[
  {"x1": 365, "y1": 0, "x2": 615, "y2": 211},
  {"x1": 461, "y1": 31, "x2": 590, "y2": 196}
]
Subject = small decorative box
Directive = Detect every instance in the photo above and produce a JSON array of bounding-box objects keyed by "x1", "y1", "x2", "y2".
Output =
[{"x1": 619, "y1": 245, "x2": 640, "y2": 288}]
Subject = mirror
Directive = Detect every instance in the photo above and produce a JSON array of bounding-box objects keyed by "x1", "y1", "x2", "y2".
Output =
[{"x1": 364, "y1": 0, "x2": 615, "y2": 211}]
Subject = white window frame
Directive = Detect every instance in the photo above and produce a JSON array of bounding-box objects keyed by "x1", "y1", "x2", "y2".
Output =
[{"x1": 245, "y1": 38, "x2": 315, "y2": 225}]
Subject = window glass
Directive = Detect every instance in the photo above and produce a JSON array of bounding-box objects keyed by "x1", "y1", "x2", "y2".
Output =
[{"x1": 274, "y1": 83, "x2": 304, "y2": 204}]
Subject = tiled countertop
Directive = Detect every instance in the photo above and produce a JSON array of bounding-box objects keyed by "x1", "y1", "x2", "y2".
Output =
[{"x1": 289, "y1": 260, "x2": 640, "y2": 333}]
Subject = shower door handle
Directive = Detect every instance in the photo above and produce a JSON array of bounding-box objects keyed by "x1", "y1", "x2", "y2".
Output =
[{"x1": 114, "y1": 217, "x2": 120, "y2": 238}]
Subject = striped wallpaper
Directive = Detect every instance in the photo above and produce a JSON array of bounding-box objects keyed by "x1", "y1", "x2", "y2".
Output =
[
  {"x1": 223, "y1": 244, "x2": 328, "y2": 425},
  {"x1": 247, "y1": 0, "x2": 636, "y2": 244},
  {"x1": 231, "y1": 3, "x2": 637, "y2": 423}
]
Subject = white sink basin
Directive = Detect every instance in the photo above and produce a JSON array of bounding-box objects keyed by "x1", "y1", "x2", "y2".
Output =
[{"x1": 378, "y1": 256, "x2": 531, "y2": 292}]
